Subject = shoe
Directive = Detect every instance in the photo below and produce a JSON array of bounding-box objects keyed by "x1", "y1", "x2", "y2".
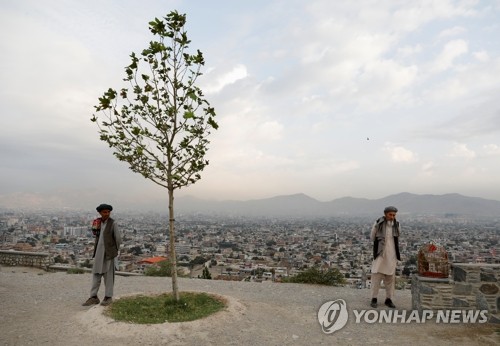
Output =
[
  {"x1": 82, "y1": 296, "x2": 100, "y2": 306},
  {"x1": 100, "y1": 297, "x2": 113, "y2": 306},
  {"x1": 370, "y1": 298, "x2": 377, "y2": 308},
  {"x1": 385, "y1": 298, "x2": 396, "y2": 308}
]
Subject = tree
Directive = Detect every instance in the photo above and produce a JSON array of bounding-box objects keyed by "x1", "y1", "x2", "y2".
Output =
[
  {"x1": 128, "y1": 246, "x2": 143, "y2": 256},
  {"x1": 91, "y1": 11, "x2": 217, "y2": 301},
  {"x1": 54, "y1": 255, "x2": 68, "y2": 264},
  {"x1": 405, "y1": 255, "x2": 417, "y2": 266},
  {"x1": 402, "y1": 266, "x2": 411, "y2": 277},
  {"x1": 201, "y1": 266, "x2": 212, "y2": 279},
  {"x1": 190, "y1": 256, "x2": 207, "y2": 266}
]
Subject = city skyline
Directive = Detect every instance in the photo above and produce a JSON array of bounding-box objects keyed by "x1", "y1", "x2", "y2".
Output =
[{"x1": 1, "y1": 1, "x2": 500, "y2": 210}]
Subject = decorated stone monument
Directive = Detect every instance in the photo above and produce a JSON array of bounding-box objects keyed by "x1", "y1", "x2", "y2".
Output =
[{"x1": 417, "y1": 241, "x2": 449, "y2": 278}]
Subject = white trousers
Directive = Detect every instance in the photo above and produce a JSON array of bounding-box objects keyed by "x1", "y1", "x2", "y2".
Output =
[
  {"x1": 90, "y1": 266, "x2": 115, "y2": 298},
  {"x1": 371, "y1": 272, "x2": 395, "y2": 299}
]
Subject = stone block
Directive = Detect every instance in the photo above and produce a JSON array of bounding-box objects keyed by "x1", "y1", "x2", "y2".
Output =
[
  {"x1": 480, "y1": 272, "x2": 497, "y2": 282},
  {"x1": 489, "y1": 314, "x2": 500, "y2": 324},
  {"x1": 479, "y1": 283, "x2": 499, "y2": 295},
  {"x1": 419, "y1": 284, "x2": 437, "y2": 295},
  {"x1": 452, "y1": 298, "x2": 469, "y2": 307},
  {"x1": 467, "y1": 274, "x2": 480, "y2": 283},
  {"x1": 453, "y1": 266, "x2": 467, "y2": 282},
  {"x1": 476, "y1": 293, "x2": 490, "y2": 311},
  {"x1": 452, "y1": 283, "x2": 472, "y2": 295}
]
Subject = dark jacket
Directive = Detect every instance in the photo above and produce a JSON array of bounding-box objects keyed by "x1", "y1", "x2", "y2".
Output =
[
  {"x1": 372, "y1": 217, "x2": 401, "y2": 261},
  {"x1": 92, "y1": 218, "x2": 119, "y2": 260}
]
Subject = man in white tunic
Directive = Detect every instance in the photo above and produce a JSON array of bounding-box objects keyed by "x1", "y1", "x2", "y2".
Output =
[
  {"x1": 370, "y1": 206, "x2": 401, "y2": 308},
  {"x1": 82, "y1": 204, "x2": 121, "y2": 306}
]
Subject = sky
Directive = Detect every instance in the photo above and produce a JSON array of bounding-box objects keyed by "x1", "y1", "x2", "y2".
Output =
[{"x1": 1, "y1": 0, "x2": 500, "y2": 210}]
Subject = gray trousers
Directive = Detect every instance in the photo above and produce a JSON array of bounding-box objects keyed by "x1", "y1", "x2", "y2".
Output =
[
  {"x1": 371, "y1": 272, "x2": 395, "y2": 299},
  {"x1": 90, "y1": 266, "x2": 115, "y2": 298}
]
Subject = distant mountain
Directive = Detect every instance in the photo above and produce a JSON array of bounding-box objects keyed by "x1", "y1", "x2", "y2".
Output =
[{"x1": 175, "y1": 192, "x2": 500, "y2": 218}]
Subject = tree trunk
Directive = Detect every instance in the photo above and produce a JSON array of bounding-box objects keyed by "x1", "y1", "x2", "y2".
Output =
[{"x1": 168, "y1": 187, "x2": 180, "y2": 301}]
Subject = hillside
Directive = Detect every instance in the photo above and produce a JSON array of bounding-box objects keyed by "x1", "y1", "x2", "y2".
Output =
[{"x1": 175, "y1": 192, "x2": 500, "y2": 218}]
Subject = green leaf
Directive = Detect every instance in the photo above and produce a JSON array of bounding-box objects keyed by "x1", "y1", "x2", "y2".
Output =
[
  {"x1": 183, "y1": 111, "x2": 194, "y2": 119},
  {"x1": 207, "y1": 117, "x2": 218, "y2": 130}
]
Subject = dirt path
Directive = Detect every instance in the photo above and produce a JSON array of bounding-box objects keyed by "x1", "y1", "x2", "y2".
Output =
[{"x1": 0, "y1": 267, "x2": 498, "y2": 345}]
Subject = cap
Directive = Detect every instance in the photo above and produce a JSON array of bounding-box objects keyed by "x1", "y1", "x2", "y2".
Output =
[
  {"x1": 96, "y1": 203, "x2": 113, "y2": 212},
  {"x1": 384, "y1": 206, "x2": 398, "y2": 213}
]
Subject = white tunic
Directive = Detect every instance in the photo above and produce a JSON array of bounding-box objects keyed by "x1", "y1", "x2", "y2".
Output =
[
  {"x1": 371, "y1": 220, "x2": 397, "y2": 275},
  {"x1": 92, "y1": 219, "x2": 118, "y2": 274}
]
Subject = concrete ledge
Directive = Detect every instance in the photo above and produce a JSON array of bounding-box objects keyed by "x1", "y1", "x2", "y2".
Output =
[
  {"x1": 413, "y1": 276, "x2": 452, "y2": 283},
  {"x1": 0, "y1": 250, "x2": 50, "y2": 256},
  {"x1": 0, "y1": 250, "x2": 53, "y2": 269},
  {"x1": 48, "y1": 264, "x2": 144, "y2": 277}
]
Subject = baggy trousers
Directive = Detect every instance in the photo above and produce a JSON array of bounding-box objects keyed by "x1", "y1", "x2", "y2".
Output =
[
  {"x1": 90, "y1": 265, "x2": 115, "y2": 298},
  {"x1": 371, "y1": 272, "x2": 395, "y2": 299}
]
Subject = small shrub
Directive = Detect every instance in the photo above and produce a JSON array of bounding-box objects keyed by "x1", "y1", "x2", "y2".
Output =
[
  {"x1": 395, "y1": 277, "x2": 408, "y2": 290},
  {"x1": 67, "y1": 267, "x2": 85, "y2": 274},
  {"x1": 81, "y1": 259, "x2": 93, "y2": 268},
  {"x1": 144, "y1": 260, "x2": 172, "y2": 277},
  {"x1": 283, "y1": 267, "x2": 346, "y2": 286}
]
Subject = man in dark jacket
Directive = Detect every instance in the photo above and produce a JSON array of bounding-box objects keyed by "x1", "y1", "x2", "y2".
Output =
[
  {"x1": 82, "y1": 203, "x2": 121, "y2": 306},
  {"x1": 370, "y1": 206, "x2": 401, "y2": 308}
]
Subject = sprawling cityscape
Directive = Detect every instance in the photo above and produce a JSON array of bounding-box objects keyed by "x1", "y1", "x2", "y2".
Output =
[{"x1": 1, "y1": 208, "x2": 498, "y2": 287}]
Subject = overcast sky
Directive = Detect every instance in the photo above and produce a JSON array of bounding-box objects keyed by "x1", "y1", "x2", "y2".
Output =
[{"x1": 1, "y1": 0, "x2": 500, "y2": 210}]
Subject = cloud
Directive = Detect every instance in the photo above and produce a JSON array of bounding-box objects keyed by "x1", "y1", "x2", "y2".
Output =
[
  {"x1": 421, "y1": 161, "x2": 435, "y2": 176},
  {"x1": 324, "y1": 160, "x2": 360, "y2": 174},
  {"x1": 482, "y1": 144, "x2": 500, "y2": 156},
  {"x1": 448, "y1": 143, "x2": 476, "y2": 159},
  {"x1": 384, "y1": 144, "x2": 419, "y2": 163},
  {"x1": 431, "y1": 39, "x2": 468, "y2": 72},
  {"x1": 397, "y1": 44, "x2": 422, "y2": 58},
  {"x1": 1, "y1": 0, "x2": 500, "y2": 205},
  {"x1": 415, "y1": 101, "x2": 500, "y2": 141},
  {"x1": 353, "y1": 60, "x2": 419, "y2": 110},
  {"x1": 437, "y1": 26, "x2": 466, "y2": 40},
  {"x1": 473, "y1": 50, "x2": 490, "y2": 62},
  {"x1": 203, "y1": 64, "x2": 248, "y2": 94},
  {"x1": 255, "y1": 121, "x2": 284, "y2": 141}
]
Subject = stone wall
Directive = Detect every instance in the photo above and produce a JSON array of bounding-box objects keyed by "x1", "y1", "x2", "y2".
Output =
[
  {"x1": 412, "y1": 263, "x2": 500, "y2": 323},
  {"x1": 0, "y1": 250, "x2": 53, "y2": 269}
]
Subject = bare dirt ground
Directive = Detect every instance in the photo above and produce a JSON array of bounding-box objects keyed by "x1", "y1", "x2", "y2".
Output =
[{"x1": 0, "y1": 266, "x2": 498, "y2": 346}]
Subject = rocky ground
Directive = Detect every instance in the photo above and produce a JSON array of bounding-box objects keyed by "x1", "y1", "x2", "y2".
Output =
[{"x1": 0, "y1": 266, "x2": 498, "y2": 345}]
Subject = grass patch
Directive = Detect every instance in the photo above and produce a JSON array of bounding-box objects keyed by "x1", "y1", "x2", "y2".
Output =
[
  {"x1": 66, "y1": 267, "x2": 85, "y2": 274},
  {"x1": 106, "y1": 292, "x2": 226, "y2": 324}
]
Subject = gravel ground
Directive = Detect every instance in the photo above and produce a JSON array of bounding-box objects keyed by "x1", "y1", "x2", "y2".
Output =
[{"x1": 0, "y1": 266, "x2": 498, "y2": 346}]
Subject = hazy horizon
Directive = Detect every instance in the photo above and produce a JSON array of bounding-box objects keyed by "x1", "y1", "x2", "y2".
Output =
[
  {"x1": 2, "y1": 191, "x2": 500, "y2": 215},
  {"x1": 1, "y1": 1, "x2": 500, "y2": 210}
]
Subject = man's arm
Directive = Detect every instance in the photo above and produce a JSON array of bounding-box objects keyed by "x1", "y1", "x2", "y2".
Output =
[
  {"x1": 370, "y1": 222, "x2": 377, "y2": 241},
  {"x1": 113, "y1": 222, "x2": 122, "y2": 249}
]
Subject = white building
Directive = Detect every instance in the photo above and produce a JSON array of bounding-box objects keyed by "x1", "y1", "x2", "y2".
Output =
[{"x1": 64, "y1": 226, "x2": 87, "y2": 237}]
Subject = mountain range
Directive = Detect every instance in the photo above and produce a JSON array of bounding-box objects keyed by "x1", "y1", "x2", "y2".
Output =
[{"x1": 175, "y1": 192, "x2": 500, "y2": 218}]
